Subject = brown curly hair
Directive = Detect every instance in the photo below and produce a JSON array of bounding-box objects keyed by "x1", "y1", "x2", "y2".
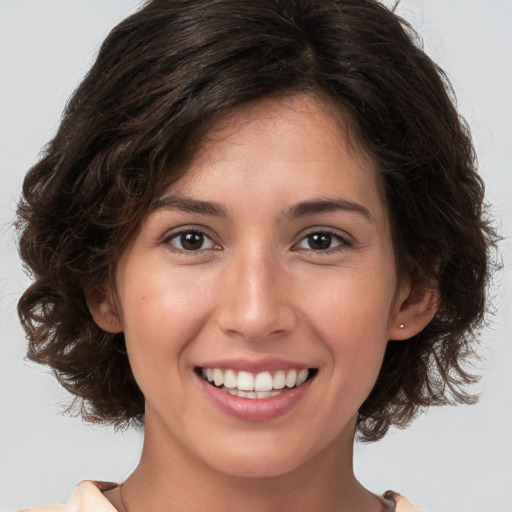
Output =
[{"x1": 17, "y1": 0, "x2": 497, "y2": 442}]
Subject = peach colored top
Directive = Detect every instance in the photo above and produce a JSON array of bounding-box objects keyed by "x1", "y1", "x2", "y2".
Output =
[{"x1": 21, "y1": 480, "x2": 425, "y2": 511}]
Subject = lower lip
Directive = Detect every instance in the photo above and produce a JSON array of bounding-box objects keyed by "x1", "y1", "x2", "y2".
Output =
[{"x1": 198, "y1": 375, "x2": 314, "y2": 421}]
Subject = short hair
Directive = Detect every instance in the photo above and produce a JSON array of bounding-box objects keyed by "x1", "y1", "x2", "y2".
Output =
[{"x1": 17, "y1": 0, "x2": 497, "y2": 442}]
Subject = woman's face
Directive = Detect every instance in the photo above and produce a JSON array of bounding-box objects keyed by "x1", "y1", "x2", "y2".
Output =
[{"x1": 107, "y1": 94, "x2": 408, "y2": 477}]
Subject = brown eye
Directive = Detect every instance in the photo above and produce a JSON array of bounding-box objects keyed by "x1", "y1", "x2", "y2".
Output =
[
  {"x1": 181, "y1": 233, "x2": 204, "y2": 250},
  {"x1": 167, "y1": 231, "x2": 217, "y2": 252},
  {"x1": 307, "y1": 233, "x2": 333, "y2": 250},
  {"x1": 295, "y1": 230, "x2": 351, "y2": 252}
]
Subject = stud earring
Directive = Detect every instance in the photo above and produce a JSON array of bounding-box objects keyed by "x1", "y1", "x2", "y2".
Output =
[{"x1": 397, "y1": 323, "x2": 407, "y2": 329}]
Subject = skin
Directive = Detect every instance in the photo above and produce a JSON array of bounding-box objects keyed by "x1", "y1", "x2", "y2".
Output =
[{"x1": 92, "y1": 94, "x2": 436, "y2": 511}]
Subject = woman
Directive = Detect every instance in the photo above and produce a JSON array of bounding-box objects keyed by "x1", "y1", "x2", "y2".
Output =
[{"x1": 15, "y1": 0, "x2": 496, "y2": 510}]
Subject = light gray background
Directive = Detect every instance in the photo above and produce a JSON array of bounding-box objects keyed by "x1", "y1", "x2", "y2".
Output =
[{"x1": 1, "y1": 1, "x2": 511, "y2": 511}]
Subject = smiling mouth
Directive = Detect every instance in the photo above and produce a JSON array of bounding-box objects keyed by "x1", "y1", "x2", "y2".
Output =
[{"x1": 196, "y1": 367, "x2": 318, "y2": 399}]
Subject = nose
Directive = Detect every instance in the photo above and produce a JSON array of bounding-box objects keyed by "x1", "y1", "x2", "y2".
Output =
[{"x1": 215, "y1": 248, "x2": 297, "y2": 341}]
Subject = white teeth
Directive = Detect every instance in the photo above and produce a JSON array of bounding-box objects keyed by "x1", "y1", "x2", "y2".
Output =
[
  {"x1": 224, "y1": 369, "x2": 237, "y2": 388},
  {"x1": 285, "y1": 369, "x2": 298, "y2": 388},
  {"x1": 236, "y1": 371, "x2": 254, "y2": 391},
  {"x1": 213, "y1": 368, "x2": 224, "y2": 387},
  {"x1": 296, "y1": 369, "x2": 309, "y2": 387},
  {"x1": 272, "y1": 370, "x2": 286, "y2": 389},
  {"x1": 254, "y1": 371, "x2": 273, "y2": 392},
  {"x1": 202, "y1": 367, "x2": 312, "y2": 395},
  {"x1": 226, "y1": 388, "x2": 282, "y2": 399}
]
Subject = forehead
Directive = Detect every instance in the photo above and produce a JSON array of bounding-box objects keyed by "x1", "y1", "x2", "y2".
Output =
[
  {"x1": 160, "y1": 94, "x2": 388, "y2": 225},
  {"x1": 194, "y1": 93, "x2": 374, "y2": 173}
]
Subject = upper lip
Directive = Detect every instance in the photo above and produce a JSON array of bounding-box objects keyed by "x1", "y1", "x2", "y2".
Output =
[{"x1": 198, "y1": 357, "x2": 314, "y2": 373}]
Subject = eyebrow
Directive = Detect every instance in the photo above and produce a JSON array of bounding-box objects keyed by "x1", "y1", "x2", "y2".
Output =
[
  {"x1": 151, "y1": 194, "x2": 373, "y2": 223},
  {"x1": 286, "y1": 198, "x2": 374, "y2": 223},
  {"x1": 151, "y1": 195, "x2": 229, "y2": 217}
]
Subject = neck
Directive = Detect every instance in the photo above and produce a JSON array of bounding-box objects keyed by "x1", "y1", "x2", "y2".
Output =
[{"x1": 114, "y1": 415, "x2": 382, "y2": 512}]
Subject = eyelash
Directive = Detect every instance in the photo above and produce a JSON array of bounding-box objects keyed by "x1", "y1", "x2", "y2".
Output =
[
  {"x1": 292, "y1": 229, "x2": 353, "y2": 253},
  {"x1": 163, "y1": 228, "x2": 353, "y2": 255},
  {"x1": 163, "y1": 229, "x2": 220, "y2": 254}
]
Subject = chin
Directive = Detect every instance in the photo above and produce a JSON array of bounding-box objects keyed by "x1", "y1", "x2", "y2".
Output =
[
  {"x1": 198, "y1": 435, "x2": 324, "y2": 479},
  {"x1": 216, "y1": 455, "x2": 306, "y2": 479}
]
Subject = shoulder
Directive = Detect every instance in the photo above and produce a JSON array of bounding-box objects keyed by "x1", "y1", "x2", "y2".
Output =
[
  {"x1": 21, "y1": 481, "x2": 119, "y2": 512},
  {"x1": 384, "y1": 490, "x2": 426, "y2": 512}
]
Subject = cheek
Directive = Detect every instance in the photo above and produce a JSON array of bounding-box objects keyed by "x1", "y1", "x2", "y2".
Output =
[
  {"x1": 304, "y1": 264, "x2": 395, "y2": 330},
  {"x1": 120, "y1": 260, "x2": 211, "y2": 328},
  {"x1": 118, "y1": 265, "x2": 217, "y2": 377},
  {"x1": 300, "y1": 263, "x2": 396, "y2": 377},
  {"x1": 117, "y1": 267, "x2": 219, "y2": 418}
]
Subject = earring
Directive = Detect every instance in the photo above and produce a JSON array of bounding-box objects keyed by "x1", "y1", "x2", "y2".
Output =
[{"x1": 397, "y1": 323, "x2": 407, "y2": 329}]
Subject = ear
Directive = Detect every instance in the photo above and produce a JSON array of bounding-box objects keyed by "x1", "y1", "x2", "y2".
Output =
[
  {"x1": 86, "y1": 286, "x2": 123, "y2": 334},
  {"x1": 388, "y1": 281, "x2": 439, "y2": 341}
]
